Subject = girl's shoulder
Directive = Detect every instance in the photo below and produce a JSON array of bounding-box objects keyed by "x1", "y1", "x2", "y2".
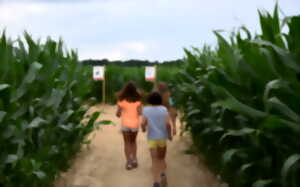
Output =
[
  {"x1": 160, "y1": 105, "x2": 168, "y2": 112},
  {"x1": 118, "y1": 99, "x2": 141, "y2": 105},
  {"x1": 117, "y1": 99, "x2": 123, "y2": 106},
  {"x1": 143, "y1": 105, "x2": 167, "y2": 112},
  {"x1": 131, "y1": 100, "x2": 141, "y2": 105}
]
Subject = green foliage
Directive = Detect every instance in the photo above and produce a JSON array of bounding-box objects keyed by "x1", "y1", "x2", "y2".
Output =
[
  {"x1": 173, "y1": 6, "x2": 300, "y2": 187},
  {"x1": 89, "y1": 64, "x2": 181, "y2": 103},
  {"x1": 0, "y1": 32, "x2": 106, "y2": 187}
]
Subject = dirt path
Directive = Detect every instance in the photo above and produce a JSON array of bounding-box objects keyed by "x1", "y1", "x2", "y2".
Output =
[{"x1": 55, "y1": 105, "x2": 221, "y2": 187}]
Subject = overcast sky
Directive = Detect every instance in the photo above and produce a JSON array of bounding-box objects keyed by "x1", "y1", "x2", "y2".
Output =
[{"x1": 0, "y1": 0, "x2": 299, "y2": 61}]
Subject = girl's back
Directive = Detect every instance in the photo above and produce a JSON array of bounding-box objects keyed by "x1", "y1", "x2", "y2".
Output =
[
  {"x1": 118, "y1": 100, "x2": 141, "y2": 128},
  {"x1": 143, "y1": 105, "x2": 168, "y2": 140}
]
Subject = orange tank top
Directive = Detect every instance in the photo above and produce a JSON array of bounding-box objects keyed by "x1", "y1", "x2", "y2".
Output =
[{"x1": 117, "y1": 100, "x2": 141, "y2": 128}]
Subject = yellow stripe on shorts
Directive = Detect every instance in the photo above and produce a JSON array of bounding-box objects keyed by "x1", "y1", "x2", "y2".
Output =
[{"x1": 148, "y1": 139, "x2": 167, "y2": 149}]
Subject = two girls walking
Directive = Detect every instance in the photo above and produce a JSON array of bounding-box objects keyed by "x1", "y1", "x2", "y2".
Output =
[{"x1": 116, "y1": 81, "x2": 176, "y2": 187}]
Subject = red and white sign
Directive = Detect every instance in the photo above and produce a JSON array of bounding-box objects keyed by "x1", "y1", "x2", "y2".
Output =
[
  {"x1": 145, "y1": 66, "x2": 156, "y2": 81},
  {"x1": 93, "y1": 66, "x2": 105, "y2": 80}
]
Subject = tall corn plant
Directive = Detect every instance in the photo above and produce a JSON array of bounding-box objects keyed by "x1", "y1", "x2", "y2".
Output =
[
  {"x1": 173, "y1": 6, "x2": 300, "y2": 187},
  {"x1": 0, "y1": 32, "x2": 104, "y2": 187}
]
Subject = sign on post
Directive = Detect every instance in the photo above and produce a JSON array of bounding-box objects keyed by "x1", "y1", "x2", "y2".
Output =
[
  {"x1": 93, "y1": 66, "x2": 105, "y2": 80},
  {"x1": 145, "y1": 66, "x2": 156, "y2": 81},
  {"x1": 93, "y1": 66, "x2": 106, "y2": 103}
]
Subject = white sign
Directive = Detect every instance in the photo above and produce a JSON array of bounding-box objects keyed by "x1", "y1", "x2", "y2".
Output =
[
  {"x1": 145, "y1": 66, "x2": 156, "y2": 81},
  {"x1": 93, "y1": 66, "x2": 105, "y2": 80}
]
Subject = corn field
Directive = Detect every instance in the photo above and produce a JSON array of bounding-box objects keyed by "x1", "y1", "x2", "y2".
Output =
[
  {"x1": 0, "y1": 31, "x2": 180, "y2": 186},
  {"x1": 172, "y1": 6, "x2": 300, "y2": 187},
  {"x1": 0, "y1": 32, "x2": 106, "y2": 187},
  {"x1": 1, "y1": 3, "x2": 299, "y2": 187},
  {"x1": 89, "y1": 65, "x2": 180, "y2": 103}
]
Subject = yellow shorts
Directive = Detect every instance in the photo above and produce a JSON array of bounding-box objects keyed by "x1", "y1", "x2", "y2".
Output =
[{"x1": 148, "y1": 139, "x2": 167, "y2": 149}]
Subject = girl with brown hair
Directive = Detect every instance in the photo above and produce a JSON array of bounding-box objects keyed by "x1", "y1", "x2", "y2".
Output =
[
  {"x1": 154, "y1": 82, "x2": 177, "y2": 136},
  {"x1": 116, "y1": 81, "x2": 142, "y2": 170}
]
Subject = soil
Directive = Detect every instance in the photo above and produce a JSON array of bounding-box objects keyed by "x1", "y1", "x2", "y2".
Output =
[{"x1": 55, "y1": 104, "x2": 225, "y2": 187}]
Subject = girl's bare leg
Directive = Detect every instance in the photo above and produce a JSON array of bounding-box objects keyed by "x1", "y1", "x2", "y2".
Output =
[
  {"x1": 122, "y1": 132, "x2": 131, "y2": 162},
  {"x1": 150, "y1": 146, "x2": 167, "y2": 186},
  {"x1": 150, "y1": 148, "x2": 161, "y2": 183},
  {"x1": 129, "y1": 131, "x2": 138, "y2": 162},
  {"x1": 157, "y1": 146, "x2": 167, "y2": 175}
]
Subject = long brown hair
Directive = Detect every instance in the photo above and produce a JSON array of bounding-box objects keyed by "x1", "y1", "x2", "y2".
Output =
[
  {"x1": 155, "y1": 82, "x2": 170, "y2": 108},
  {"x1": 117, "y1": 81, "x2": 141, "y2": 102}
]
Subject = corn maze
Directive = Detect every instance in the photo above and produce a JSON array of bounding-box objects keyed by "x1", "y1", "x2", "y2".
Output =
[{"x1": 0, "y1": 5, "x2": 299, "y2": 187}]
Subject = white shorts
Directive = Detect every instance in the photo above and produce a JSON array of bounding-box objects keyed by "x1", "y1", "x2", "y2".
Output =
[{"x1": 121, "y1": 126, "x2": 139, "y2": 132}]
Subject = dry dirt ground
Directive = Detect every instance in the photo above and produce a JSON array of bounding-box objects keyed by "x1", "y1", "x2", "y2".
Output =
[{"x1": 55, "y1": 104, "x2": 224, "y2": 187}]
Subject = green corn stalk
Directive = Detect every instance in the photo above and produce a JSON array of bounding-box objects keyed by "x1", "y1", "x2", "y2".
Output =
[
  {"x1": 173, "y1": 5, "x2": 300, "y2": 187},
  {"x1": 0, "y1": 32, "x2": 108, "y2": 187}
]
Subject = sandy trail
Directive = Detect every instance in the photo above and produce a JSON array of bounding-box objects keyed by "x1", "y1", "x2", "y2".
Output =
[{"x1": 55, "y1": 105, "x2": 221, "y2": 187}]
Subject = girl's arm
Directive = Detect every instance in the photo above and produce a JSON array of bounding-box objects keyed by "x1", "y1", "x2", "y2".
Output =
[
  {"x1": 141, "y1": 117, "x2": 148, "y2": 132},
  {"x1": 169, "y1": 107, "x2": 177, "y2": 136},
  {"x1": 137, "y1": 103, "x2": 142, "y2": 116},
  {"x1": 166, "y1": 115, "x2": 173, "y2": 141},
  {"x1": 116, "y1": 105, "x2": 122, "y2": 118}
]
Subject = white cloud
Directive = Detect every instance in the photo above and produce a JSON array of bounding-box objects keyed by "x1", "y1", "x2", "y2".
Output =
[
  {"x1": 79, "y1": 40, "x2": 153, "y2": 60},
  {"x1": 91, "y1": 50, "x2": 123, "y2": 61},
  {"x1": 80, "y1": 45, "x2": 123, "y2": 61},
  {"x1": 0, "y1": 3, "x2": 42, "y2": 24},
  {"x1": 121, "y1": 42, "x2": 147, "y2": 53},
  {"x1": 0, "y1": 0, "x2": 299, "y2": 61}
]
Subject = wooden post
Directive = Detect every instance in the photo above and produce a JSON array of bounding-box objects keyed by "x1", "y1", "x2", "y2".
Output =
[
  {"x1": 102, "y1": 66, "x2": 106, "y2": 104},
  {"x1": 154, "y1": 65, "x2": 158, "y2": 88},
  {"x1": 93, "y1": 65, "x2": 106, "y2": 103}
]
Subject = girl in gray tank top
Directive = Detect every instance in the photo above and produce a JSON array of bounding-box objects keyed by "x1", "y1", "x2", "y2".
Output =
[
  {"x1": 142, "y1": 92, "x2": 173, "y2": 187},
  {"x1": 143, "y1": 105, "x2": 169, "y2": 140}
]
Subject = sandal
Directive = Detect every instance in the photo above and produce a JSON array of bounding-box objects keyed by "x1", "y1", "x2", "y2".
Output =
[
  {"x1": 125, "y1": 161, "x2": 134, "y2": 170},
  {"x1": 131, "y1": 160, "x2": 138, "y2": 168}
]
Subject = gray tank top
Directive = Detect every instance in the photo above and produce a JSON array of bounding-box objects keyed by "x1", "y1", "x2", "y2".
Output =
[{"x1": 142, "y1": 106, "x2": 168, "y2": 140}]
